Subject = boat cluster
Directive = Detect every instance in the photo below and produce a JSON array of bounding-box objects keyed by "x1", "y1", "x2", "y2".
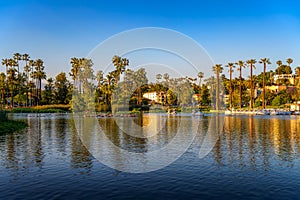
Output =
[
  {"x1": 84, "y1": 113, "x2": 137, "y2": 118},
  {"x1": 225, "y1": 109, "x2": 300, "y2": 115}
]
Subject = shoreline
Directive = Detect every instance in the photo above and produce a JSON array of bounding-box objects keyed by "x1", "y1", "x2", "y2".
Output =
[{"x1": 0, "y1": 120, "x2": 28, "y2": 135}]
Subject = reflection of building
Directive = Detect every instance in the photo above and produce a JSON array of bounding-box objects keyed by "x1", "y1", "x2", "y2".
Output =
[
  {"x1": 273, "y1": 74, "x2": 296, "y2": 85},
  {"x1": 143, "y1": 91, "x2": 167, "y2": 104}
]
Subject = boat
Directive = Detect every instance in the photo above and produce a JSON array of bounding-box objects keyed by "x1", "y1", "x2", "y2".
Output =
[
  {"x1": 167, "y1": 109, "x2": 177, "y2": 115},
  {"x1": 225, "y1": 110, "x2": 232, "y2": 115}
]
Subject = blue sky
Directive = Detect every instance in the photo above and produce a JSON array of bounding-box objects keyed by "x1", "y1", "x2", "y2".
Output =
[{"x1": 0, "y1": 0, "x2": 300, "y2": 78}]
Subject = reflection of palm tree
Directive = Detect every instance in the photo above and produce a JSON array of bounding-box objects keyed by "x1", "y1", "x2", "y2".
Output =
[
  {"x1": 225, "y1": 63, "x2": 235, "y2": 110},
  {"x1": 246, "y1": 59, "x2": 256, "y2": 110},
  {"x1": 259, "y1": 58, "x2": 271, "y2": 109},
  {"x1": 236, "y1": 60, "x2": 245, "y2": 108},
  {"x1": 212, "y1": 64, "x2": 223, "y2": 111}
]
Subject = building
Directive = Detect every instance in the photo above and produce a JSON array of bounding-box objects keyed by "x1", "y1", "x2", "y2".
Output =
[
  {"x1": 266, "y1": 85, "x2": 287, "y2": 93},
  {"x1": 143, "y1": 91, "x2": 167, "y2": 104},
  {"x1": 192, "y1": 94, "x2": 201, "y2": 102},
  {"x1": 290, "y1": 101, "x2": 300, "y2": 111},
  {"x1": 273, "y1": 74, "x2": 296, "y2": 85}
]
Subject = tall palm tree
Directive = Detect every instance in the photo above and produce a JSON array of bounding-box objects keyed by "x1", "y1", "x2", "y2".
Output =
[
  {"x1": 1, "y1": 59, "x2": 9, "y2": 106},
  {"x1": 276, "y1": 60, "x2": 282, "y2": 68},
  {"x1": 236, "y1": 60, "x2": 245, "y2": 108},
  {"x1": 156, "y1": 74, "x2": 162, "y2": 82},
  {"x1": 70, "y1": 57, "x2": 80, "y2": 86},
  {"x1": 112, "y1": 55, "x2": 128, "y2": 83},
  {"x1": 212, "y1": 64, "x2": 223, "y2": 111},
  {"x1": 259, "y1": 58, "x2": 271, "y2": 109},
  {"x1": 7, "y1": 59, "x2": 17, "y2": 108},
  {"x1": 246, "y1": 59, "x2": 256, "y2": 110},
  {"x1": 28, "y1": 60, "x2": 35, "y2": 106},
  {"x1": 31, "y1": 59, "x2": 46, "y2": 106},
  {"x1": 225, "y1": 63, "x2": 235, "y2": 110},
  {"x1": 13, "y1": 53, "x2": 21, "y2": 76},
  {"x1": 0, "y1": 73, "x2": 6, "y2": 108},
  {"x1": 197, "y1": 72, "x2": 204, "y2": 87},
  {"x1": 286, "y1": 58, "x2": 293, "y2": 67},
  {"x1": 23, "y1": 55, "x2": 31, "y2": 107}
]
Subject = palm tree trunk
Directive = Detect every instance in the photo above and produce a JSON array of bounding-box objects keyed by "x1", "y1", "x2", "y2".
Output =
[
  {"x1": 216, "y1": 73, "x2": 219, "y2": 111},
  {"x1": 39, "y1": 78, "x2": 42, "y2": 105},
  {"x1": 250, "y1": 65, "x2": 253, "y2": 110},
  {"x1": 262, "y1": 64, "x2": 266, "y2": 109},
  {"x1": 229, "y1": 69, "x2": 232, "y2": 110},
  {"x1": 239, "y1": 69, "x2": 242, "y2": 109}
]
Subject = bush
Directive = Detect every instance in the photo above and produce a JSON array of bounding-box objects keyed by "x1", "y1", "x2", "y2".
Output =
[
  {"x1": 0, "y1": 120, "x2": 27, "y2": 134},
  {"x1": 0, "y1": 110, "x2": 8, "y2": 121}
]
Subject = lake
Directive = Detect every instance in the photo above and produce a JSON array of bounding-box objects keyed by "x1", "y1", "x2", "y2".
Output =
[{"x1": 1, "y1": 113, "x2": 300, "y2": 199}]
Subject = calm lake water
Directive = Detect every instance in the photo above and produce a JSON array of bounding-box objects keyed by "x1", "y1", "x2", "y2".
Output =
[{"x1": 1, "y1": 113, "x2": 300, "y2": 200}]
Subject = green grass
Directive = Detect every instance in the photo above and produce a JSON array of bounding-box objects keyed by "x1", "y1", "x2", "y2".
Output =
[
  {"x1": 0, "y1": 120, "x2": 28, "y2": 135},
  {"x1": 7, "y1": 104, "x2": 71, "y2": 113}
]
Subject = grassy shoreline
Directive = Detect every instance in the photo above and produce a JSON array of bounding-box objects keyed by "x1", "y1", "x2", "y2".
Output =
[{"x1": 0, "y1": 120, "x2": 28, "y2": 135}]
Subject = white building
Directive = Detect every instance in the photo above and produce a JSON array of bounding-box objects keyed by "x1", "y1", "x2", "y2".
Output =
[{"x1": 143, "y1": 91, "x2": 166, "y2": 104}]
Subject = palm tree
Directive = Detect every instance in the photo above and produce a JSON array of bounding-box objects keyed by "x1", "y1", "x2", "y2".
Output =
[
  {"x1": 156, "y1": 74, "x2": 162, "y2": 82},
  {"x1": 286, "y1": 58, "x2": 293, "y2": 67},
  {"x1": 1, "y1": 59, "x2": 10, "y2": 106},
  {"x1": 276, "y1": 60, "x2": 282, "y2": 68},
  {"x1": 259, "y1": 58, "x2": 271, "y2": 109},
  {"x1": 70, "y1": 57, "x2": 80, "y2": 86},
  {"x1": 246, "y1": 59, "x2": 256, "y2": 110},
  {"x1": 13, "y1": 53, "x2": 21, "y2": 76},
  {"x1": 236, "y1": 60, "x2": 245, "y2": 108},
  {"x1": 212, "y1": 64, "x2": 223, "y2": 111},
  {"x1": 198, "y1": 72, "x2": 204, "y2": 87},
  {"x1": 225, "y1": 63, "x2": 235, "y2": 110},
  {"x1": 112, "y1": 55, "x2": 128, "y2": 83},
  {"x1": 7, "y1": 59, "x2": 17, "y2": 108},
  {"x1": 31, "y1": 59, "x2": 46, "y2": 105},
  {"x1": 23, "y1": 55, "x2": 31, "y2": 107},
  {"x1": 0, "y1": 73, "x2": 6, "y2": 108}
]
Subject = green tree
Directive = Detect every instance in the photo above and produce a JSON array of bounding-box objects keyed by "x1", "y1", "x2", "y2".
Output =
[
  {"x1": 42, "y1": 78, "x2": 55, "y2": 105},
  {"x1": 54, "y1": 72, "x2": 70, "y2": 104},
  {"x1": 0, "y1": 73, "x2": 6, "y2": 108}
]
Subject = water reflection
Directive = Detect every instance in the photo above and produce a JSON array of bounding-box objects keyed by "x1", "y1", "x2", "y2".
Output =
[
  {"x1": 0, "y1": 114, "x2": 300, "y2": 177},
  {"x1": 221, "y1": 115, "x2": 300, "y2": 170}
]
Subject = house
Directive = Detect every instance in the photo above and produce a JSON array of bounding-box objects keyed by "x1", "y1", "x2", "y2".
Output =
[
  {"x1": 266, "y1": 85, "x2": 287, "y2": 93},
  {"x1": 143, "y1": 91, "x2": 167, "y2": 104},
  {"x1": 290, "y1": 101, "x2": 300, "y2": 111},
  {"x1": 192, "y1": 94, "x2": 201, "y2": 102},
  {"x1": 273, "y1": 74, "x2": 296, "y2": 85}
]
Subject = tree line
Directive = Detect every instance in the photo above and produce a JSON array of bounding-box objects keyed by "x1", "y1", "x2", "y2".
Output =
[{"x1": 1, "y1": 53, "x2": 300, "y2": 111}]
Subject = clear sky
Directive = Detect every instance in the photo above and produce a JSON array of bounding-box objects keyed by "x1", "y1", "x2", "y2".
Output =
[{"x1": 1, "y1": 0, "x2": 300, "y2": 79}]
